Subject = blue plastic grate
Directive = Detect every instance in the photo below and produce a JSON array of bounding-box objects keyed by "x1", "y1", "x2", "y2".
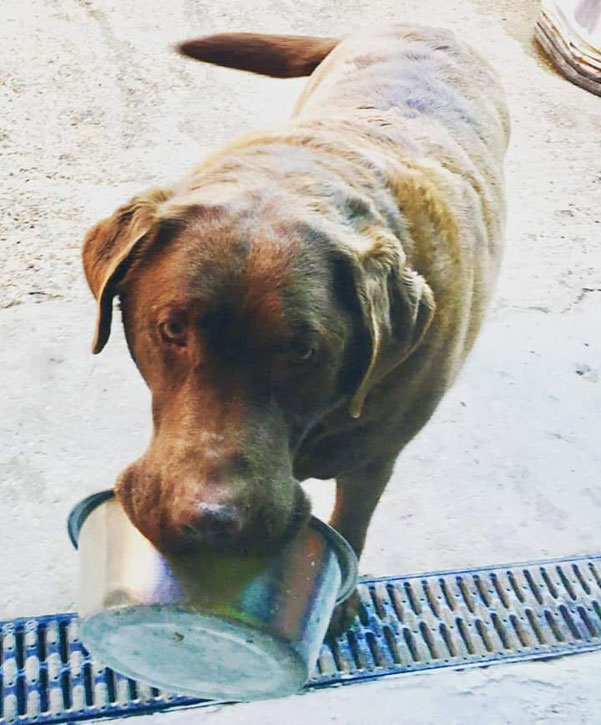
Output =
[{"x1": 2, "y1": 553, "x2": 601, "y2": 723}]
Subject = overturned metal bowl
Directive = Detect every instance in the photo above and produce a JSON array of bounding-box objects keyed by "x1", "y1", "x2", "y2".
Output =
[{"x1": 68, "y1": 491, "x2": 357, "y2": 702}]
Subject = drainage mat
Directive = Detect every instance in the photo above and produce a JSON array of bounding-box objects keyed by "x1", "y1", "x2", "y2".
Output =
[{"x1": 2, "y1": 553, "x2": 601, "y2": 724}]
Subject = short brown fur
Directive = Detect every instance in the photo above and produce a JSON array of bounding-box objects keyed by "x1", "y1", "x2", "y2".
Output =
[{"x1": 82, "y1": 25, "x2": 509, "y2": 631}]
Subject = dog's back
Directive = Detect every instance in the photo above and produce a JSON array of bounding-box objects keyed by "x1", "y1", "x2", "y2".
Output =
[
  {"x1": 297, "y1": 27, "x2": 510, "y2": 386},
  {"x1": 180, "y1": 26, "x2": 509, "y2": 395}
]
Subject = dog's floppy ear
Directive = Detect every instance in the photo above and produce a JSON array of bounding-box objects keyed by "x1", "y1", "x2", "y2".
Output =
[
  {"x1": 82, "y1": 189, "x2": 172, "y2": 354},
  {"x1": 345, "y1": 231, "x2": 436, "y2": 418}
]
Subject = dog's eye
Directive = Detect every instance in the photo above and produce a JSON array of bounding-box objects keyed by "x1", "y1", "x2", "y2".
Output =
[
  {"x1": 288, "y1": 340, "x2": 316, "y2": 364},
  {"x1": 159, "y1": 318, "x2": 187, "y2": 345}
]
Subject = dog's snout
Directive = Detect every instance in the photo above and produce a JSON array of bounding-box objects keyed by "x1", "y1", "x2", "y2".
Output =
[
  {"x1": 114, "y1": 440, "x2": 304, "y2": 554},
  {"x1": 180, "y1": 501, "x2": 244, "y2": 547}
]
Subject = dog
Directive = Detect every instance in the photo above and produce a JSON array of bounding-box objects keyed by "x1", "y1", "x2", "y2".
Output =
[{"x1": 82, "y1": 25, "x2": 509, "y2": 630}]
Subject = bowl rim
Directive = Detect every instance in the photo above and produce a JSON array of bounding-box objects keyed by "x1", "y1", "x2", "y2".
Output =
[{"x1": 68, "y1": 490, "x2": 358, "y2": 604}]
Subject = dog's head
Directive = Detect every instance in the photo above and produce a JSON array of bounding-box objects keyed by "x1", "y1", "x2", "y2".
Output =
[{"x1": 82, "y1": 178, "x2": 434, "y2": 554}]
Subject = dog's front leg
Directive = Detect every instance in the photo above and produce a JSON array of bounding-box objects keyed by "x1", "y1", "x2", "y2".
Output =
[{"x1": 327, "y1": 460, "x2": 394, "y2": 636}]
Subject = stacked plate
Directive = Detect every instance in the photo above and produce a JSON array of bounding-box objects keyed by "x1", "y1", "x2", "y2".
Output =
[{"x1": 535, "y1": 0, "x2": 601, "y2": 95}]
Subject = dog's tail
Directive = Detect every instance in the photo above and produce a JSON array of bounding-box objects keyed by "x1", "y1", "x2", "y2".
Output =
[{"x1": 176, "y1": 32, "x2": 339, "y2": 78}]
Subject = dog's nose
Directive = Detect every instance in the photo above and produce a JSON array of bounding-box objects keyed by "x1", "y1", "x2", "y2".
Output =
[{"x1": 181, "y1": 502, "x2": 244, "y2": 547}]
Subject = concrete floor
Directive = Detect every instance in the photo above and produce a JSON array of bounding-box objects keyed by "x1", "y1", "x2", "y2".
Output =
[{"x1": 1, "y1": 0, "x2": 601, "y2": 722}]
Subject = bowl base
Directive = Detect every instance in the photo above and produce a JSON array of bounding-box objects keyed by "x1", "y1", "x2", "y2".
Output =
[{"x1": 81, "y1": 604, "x2": 307, "y2": 701}]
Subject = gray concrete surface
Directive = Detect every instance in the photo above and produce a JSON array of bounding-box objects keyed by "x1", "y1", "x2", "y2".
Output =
[{"x1": 1, "y1": 0, "x2": 600, "y2": 722}]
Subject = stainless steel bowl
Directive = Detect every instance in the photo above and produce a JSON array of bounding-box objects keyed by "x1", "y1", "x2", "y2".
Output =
[{"x1": 68, "y1": 491, "x2": 357, "y2": 701}]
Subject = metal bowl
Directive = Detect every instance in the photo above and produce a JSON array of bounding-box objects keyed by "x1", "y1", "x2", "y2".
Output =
[{"x1": 68, "y1": 491, "x2": 357, "y2": 701}]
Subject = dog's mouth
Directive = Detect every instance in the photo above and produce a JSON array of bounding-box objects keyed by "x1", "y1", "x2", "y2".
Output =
[
  {"x1": 277, "y1": 482, "x2": 313, "y2": 548},
  {"x1": 117, "y1": 469, "x2": 313, "y2": 558},
  {"x1": 194, "y1": 482, "x2": 312, "y2": 558}
]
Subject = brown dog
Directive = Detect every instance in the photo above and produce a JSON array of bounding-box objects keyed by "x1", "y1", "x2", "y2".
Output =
[{"x1": 82, "y1": 26, "x2": 509, "y2": 628}]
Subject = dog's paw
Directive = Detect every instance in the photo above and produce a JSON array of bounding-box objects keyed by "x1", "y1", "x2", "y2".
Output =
[{"x1": 326, "y1": 588, "x2": 361, "y2": 639}]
